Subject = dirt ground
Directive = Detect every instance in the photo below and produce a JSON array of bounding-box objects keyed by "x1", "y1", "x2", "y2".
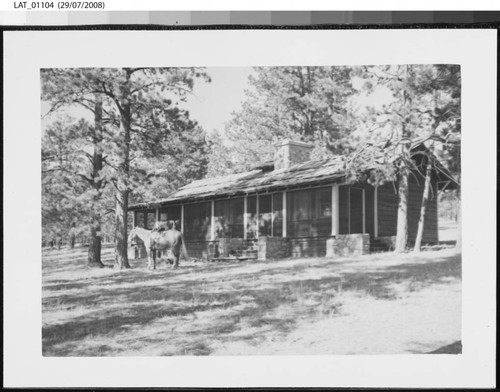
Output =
[{"x1": 42, "y1": 244, "x2": 461, "y2": 356}]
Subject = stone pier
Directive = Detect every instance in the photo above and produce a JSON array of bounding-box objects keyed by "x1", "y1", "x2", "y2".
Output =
[{"x1": 326, "y1": 234, "x2": 370, "y2": 258}]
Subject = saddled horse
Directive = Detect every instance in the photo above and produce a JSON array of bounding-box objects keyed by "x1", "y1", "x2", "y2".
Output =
[{"x1": 128, "y1": 224, "x2": 188, "y2": 270}]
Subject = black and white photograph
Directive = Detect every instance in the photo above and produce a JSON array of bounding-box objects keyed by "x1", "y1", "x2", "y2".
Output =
[
  {"x1": 40, "y1": 64, "x2": 462, "y2": 356},
  {"x1": 3, "y1": 28, "x2": 496, "y2": 388}
]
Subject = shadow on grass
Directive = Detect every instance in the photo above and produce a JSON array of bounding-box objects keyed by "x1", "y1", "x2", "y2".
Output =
[
  {"x1": 428, "y1": 340, "x2": 462, "y2": 354},
  {"x1": 42, "y1": 251, "x2": 461, "y2": 356}
]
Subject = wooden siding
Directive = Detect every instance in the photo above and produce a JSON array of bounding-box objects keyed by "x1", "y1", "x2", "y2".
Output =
[
  {"x1": 376, "y1": 175, "x2": 438, "y2": 243},
  {"x1": 365, "y1": 186, "x2": 375, "y2": 237},
  {"x1": 377, "y1": 182, "x2": 399, "y2": 237},
  {"x1": 339, "y1": 185, "x2": 349, "y2": 234},
  {"x1": 349, "y1": 187, "x2": 363, "y2": 233}
]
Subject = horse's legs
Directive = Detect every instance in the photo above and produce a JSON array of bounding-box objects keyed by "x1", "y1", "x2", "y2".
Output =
[
  {"x1": 147, "y1": 248, "x2": 154, "y2": 270},
  {"x1": 172, "y1": 252, "x2": 179, "y2": 269}
]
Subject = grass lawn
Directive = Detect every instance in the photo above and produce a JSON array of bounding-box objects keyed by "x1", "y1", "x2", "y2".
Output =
[{"x1": 42, "y1": 246, "x2": 461, "y2": 356}]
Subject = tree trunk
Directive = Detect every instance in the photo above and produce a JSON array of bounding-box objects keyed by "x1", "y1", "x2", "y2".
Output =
[
  {"x1": 88, "y1": 94, "x2": 106, "y2": 268},
  {"x1": 114, "y1": 69, "x2": 132, "y2": 270},
  {"x1": 395, "y1": 141, "x2": 410, "y2": 253},
  {"x1": 114, "y1": 188, "x2": 131, "y2": 269},
  {"x1": 414, "y1": 156, "x2": 433, "y2": 252},
  {"x1": 394, "y1": 66, "x2": 413, "y2": 254},
  {"x1": 455, "y1": 174, "x2": 461, "y2": 253},
  {"x1": 88, "y1": 222, "x2": 104, "y2": 268}
]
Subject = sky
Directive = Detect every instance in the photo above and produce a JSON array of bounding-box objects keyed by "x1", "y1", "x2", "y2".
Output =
[{"x1": 181, "y1": 67, "x2": 255, "y2": 134}]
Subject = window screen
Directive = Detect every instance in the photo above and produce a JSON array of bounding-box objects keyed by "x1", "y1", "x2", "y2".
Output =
[{"x1": 287, "y1": 187, "x2": 332, "y2": 237}]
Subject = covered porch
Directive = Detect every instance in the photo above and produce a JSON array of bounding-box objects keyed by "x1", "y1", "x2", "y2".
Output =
[{"x1": 130, "y1": 182, "x2": 379, "y2": 260}]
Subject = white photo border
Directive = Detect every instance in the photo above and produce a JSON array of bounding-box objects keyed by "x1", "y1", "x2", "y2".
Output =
[{"x1": 3, "y1": 27, "x2": 497, "y2": 388}]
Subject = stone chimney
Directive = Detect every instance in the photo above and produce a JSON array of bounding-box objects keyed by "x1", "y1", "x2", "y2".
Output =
[{"x1": 274, "y1": 139, "x2": 314, "y2": 170}]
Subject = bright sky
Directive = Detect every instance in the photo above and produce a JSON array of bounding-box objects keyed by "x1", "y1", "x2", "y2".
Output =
[{"x1": 182, "y1": 67, "x2": 255, "y2": 134}]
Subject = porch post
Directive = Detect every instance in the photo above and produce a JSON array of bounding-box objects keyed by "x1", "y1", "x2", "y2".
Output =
[
  {"x1": 131, "y1": 211, "x2": 135, "y2": 228},
  {"x1": 282, "y1": 191, "x2": 287, "y2": 237},
  {"x1": 331, "y1": 184, "x2": 339, "y2": 236},
  {"x1": 156, "y1": 208, "x2": 160, "y2": 222},
  {"x1": 180, "y1": 204, "x2": 185, "y2": 234},
  {"x1": 271, "y1": 194, "x2": 274, "y2": 237},
  {"x1": 256, "y1": 194, "x2": 260, "y2": 239},
  {"x1": 374, "y1": 186, "x2": 378, "y2": 238},
  {"x1": 362, "y1": 188, "x2": 366, "y2": 234},
  {"x1": 243, "y1": 196, "x2": 248, "y2": 240},
  {"x1": 210, "y1": 200, "x2": 215, "y2": 241}
]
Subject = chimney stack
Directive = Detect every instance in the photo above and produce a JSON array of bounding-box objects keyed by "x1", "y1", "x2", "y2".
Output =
[{"x1": 274, "y1": 139, "x2": 313, "y2": 170}]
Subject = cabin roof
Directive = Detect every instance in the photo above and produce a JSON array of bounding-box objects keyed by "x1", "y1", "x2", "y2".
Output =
[
  {"x1": 130, "y1": 157, "x2": 347, "y2": 210},
  {"x1": 130, "y1": 142, "x2": 458, "y2": 210}
]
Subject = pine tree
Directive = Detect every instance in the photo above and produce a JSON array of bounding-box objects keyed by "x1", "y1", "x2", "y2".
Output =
[
  {"x1": 209, "y1": 66, "x2": 355, "y2": 174},
  {"x1": 412, "y1": 65, "x2": 461, "y2": 252},
  {"x1": 42, "y1": 67, "x2": 210, "y2": 269},
  {"x1": 353, "y1": 64, "x2": 461, "y2": 252}
]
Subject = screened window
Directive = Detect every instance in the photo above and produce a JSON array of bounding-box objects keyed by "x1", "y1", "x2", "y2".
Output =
[
  {"x1": 287, "y1": 187, "x2": 332, "y2": 237},
  {"x1": 258, "y1": 194, "x2": 273, "y2": 237},
  {"x1": 272, "y1": 193, "x2": 283, "y2": 237},
  {"x1": 246, "y1": 196, "x2": 258, "y2": 239},
  {"x1": 135, "y1": 211, "x2": 145, "y2": 228},
  {"x1": 146, "y1": 210, "x2": 156, "y2": 229},
  {"x1": 159, "y1": 205, "x2": 182, "y2": 230},
  {"x1": 214, "y1": 198, "x2": 244, "y2": 238},
  {"x1": 134, "y1": 209, "x2": 156, "y2": 229},
  {"x1": 184, "y1": 202, "x2": 211, "y2": 241}
]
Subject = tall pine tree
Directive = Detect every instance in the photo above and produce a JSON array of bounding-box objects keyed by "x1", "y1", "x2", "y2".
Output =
[
  {"x1": 42, "y1": 67, "x2": 210, "y2": 269},
  {"x1": 209, "y1": 66, "x2": 355, "y2": 175}
]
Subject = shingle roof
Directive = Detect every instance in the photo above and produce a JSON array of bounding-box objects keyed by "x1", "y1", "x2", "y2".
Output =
[
  {"x1": 130, "y1": 157, "x2": 347, "y2": 209},
  {"x1": 130, "y1": 141, "x2": 458, "y2": 210}
]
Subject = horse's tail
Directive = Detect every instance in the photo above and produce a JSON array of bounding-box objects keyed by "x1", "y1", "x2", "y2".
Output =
[{"x1": 180, "y1": 233, "x2": 189, "y2": 260}]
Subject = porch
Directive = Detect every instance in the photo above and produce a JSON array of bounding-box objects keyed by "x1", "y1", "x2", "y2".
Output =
[{"x1": 130, "y1": 183, "x2": 382, "y2": 260}]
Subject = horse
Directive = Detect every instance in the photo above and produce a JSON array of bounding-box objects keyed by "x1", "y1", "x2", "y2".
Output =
[{"x1": 128, "y1": 225, "x2": 188, "y2": 270}]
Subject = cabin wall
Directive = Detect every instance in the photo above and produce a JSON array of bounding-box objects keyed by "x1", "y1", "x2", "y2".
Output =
[
  {"x1": 377, "y1": 182, "x2": 399, "y2": 237},
  {"x1": 376, "y1": 176, "x2": 438, "y2": 244},
  {"x1": 365, "y1": 186, "x2": 375, "y2": 237},
  {"x1": 339, "y1": 186, "x2": 349, "y2": 234}
]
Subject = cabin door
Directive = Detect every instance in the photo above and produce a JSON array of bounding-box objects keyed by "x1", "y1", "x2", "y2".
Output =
[{"x1": 349, "y1": 187, "x2": 364, "y2": 234}]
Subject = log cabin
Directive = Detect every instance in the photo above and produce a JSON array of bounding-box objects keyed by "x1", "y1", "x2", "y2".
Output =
[{"x1": 129, "y1": 139, "x2": 457, "y2": 260}]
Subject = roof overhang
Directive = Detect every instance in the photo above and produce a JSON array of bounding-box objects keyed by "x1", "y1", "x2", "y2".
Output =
[{"x1": 129, "y1": 175, "x2": 346, "y2": 210}]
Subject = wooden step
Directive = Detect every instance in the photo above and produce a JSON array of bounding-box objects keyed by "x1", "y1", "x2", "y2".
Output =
[{"x1": 209, "y1": 256, "x2": 257, "y2": 262}]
